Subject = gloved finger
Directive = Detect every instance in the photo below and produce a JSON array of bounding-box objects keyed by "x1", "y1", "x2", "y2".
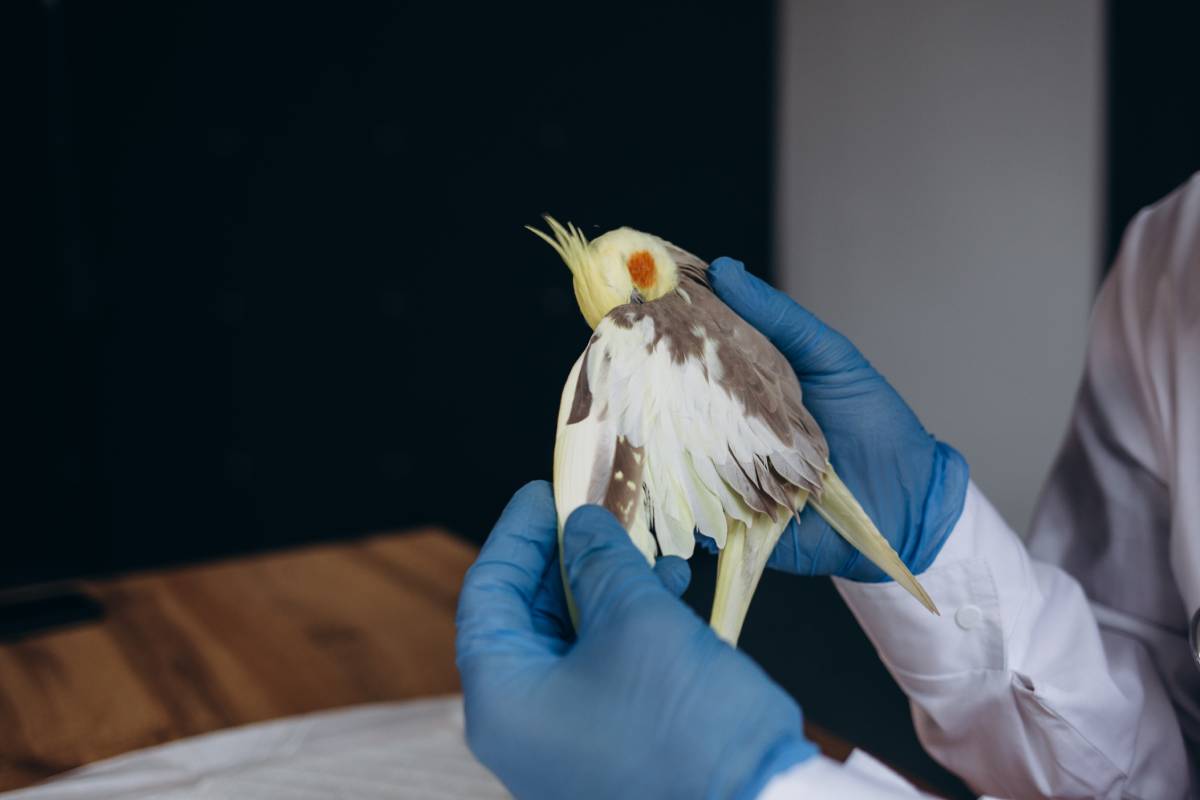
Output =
[
  {"x1": 653, "y1": 555, "x2": 692, "y2": 597},
  {"x1": 530, "y1": 539, "x2": 572, "y2": 639},
  {"x1": 528, "y1": 544, "x2": 689, "y2": 637},
  {"x1": 766, "y1": 512, "x2": 853, "y2": 576},
  {"x1": 708, "y1": 257, "x2": 864, "y2": 378},
  {"x1": 456, "y1": 481, "x2": 558, "y2": 642},
  {"x1": 561, "y1": 505, "x2": 672, "y2": 631}
]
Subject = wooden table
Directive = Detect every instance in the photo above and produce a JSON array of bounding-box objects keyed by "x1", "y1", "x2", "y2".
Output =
[{"x1": 0, "y1": 530, "x2": 858, "y2": 793}]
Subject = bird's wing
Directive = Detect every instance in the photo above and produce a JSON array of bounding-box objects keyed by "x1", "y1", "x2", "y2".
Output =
[
  {"x1": 553, "y1": 343, "x2": 656, "y2": 563},
  {"x1": 554, "y1": 282, "x2": 829, "y2": 560}
]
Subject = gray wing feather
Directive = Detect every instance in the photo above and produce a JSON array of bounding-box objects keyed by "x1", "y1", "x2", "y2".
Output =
[{"x1": 595, "y1": 270, "x2": 828, "y2": 536}]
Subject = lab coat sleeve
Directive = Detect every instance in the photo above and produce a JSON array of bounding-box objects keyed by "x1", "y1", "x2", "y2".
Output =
[{"x1": 833, "y1": 482, "x2": 1189, "y2": 799}]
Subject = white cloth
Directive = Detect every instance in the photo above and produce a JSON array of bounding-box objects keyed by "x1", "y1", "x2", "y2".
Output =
[
  {"x1": 0, "y1": 697, "x2": 509, "y2": 799},
  {"x1": 763, "y1": 174, "x2": 1200, "y2": 799},
  {"x1": 760, "y1": 751, "x2": 941, "y2": 799}
]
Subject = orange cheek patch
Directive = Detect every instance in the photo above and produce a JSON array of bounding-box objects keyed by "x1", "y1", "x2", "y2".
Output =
[{"x1": 627, "y1": 250, "x2": 657, "y2": 290}]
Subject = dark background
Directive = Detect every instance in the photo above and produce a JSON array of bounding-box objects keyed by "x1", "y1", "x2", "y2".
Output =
[
  {"x1": 11, "y1": 2, "x2": 1200, "y2": 797},
  {"x1": 18, "y1": 0, "x2": 774, "y2": 586},
  {"x1": 1106, "y1": 2, "x2": 1200, "y2": 264}
]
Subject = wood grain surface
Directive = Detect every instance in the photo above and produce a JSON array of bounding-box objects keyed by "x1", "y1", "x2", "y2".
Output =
[{"x1": 0, "y1": 530, "x2": 858, "y2": 793}]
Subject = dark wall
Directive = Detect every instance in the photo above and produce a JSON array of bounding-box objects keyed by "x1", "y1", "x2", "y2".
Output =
[
  {"x1": 14, "y1": 0, "x2": 775, "y2": 587},
  {"x1": 1107, "y1": 1, "x2": 1200, "y2": 263}
]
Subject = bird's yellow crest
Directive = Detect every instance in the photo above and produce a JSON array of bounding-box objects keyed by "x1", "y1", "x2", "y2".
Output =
[{"x1": 527, "y1": 215, "x2": 680, "y2": 329}]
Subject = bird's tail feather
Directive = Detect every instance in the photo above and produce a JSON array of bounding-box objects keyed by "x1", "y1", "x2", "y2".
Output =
[
  {"x1": 810, "y1": 467, "x2": 939, "y2": 615},
  {"x1": 710, "y1": 509, "x2": 797, "y2": 645}
]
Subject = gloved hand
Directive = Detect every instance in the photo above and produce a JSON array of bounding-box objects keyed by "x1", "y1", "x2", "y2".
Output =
[
  {"x1": 707, "y1": 258, "x2": 969, "y2": 582},
  {"x1": 456, "y1": 481, "x2": 818, "y2": 800}
]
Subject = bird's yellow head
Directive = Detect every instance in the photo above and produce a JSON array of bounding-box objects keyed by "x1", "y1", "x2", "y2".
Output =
[{"x1": 527, "y1": 216, "x2": 681, "y2": 329}]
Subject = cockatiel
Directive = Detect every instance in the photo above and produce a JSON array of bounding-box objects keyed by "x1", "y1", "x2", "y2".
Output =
[{"x1": 531, "y1": 217, "x2": 938, "y2": 645}]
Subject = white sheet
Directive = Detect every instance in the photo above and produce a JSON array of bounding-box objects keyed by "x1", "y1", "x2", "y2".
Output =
[{"x1": 3, "y1": 696, "x2": 509, "y2": 799}]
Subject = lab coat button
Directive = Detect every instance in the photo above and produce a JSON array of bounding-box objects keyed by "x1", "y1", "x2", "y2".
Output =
[{"x1": 955, "y1": 604, "x2": 983, "y2": 630}]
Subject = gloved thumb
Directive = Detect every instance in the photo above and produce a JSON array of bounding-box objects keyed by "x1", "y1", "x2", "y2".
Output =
[
  {"x1": 708, "y1": 257, "x2": 863, "y2": 377},
  {"x1": 653, "y1": 556, "x2": 691, "y2": 597},
  {"x1": 562, "y1": 505, "x2": 686, "y2": 631}
]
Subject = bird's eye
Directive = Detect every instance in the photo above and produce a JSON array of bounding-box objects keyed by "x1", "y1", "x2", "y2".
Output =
[{"x1": 626, "y1": 250, "x2": 657, "y2": 290}]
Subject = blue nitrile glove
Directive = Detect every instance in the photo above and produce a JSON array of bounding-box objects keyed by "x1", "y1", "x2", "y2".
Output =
[
  {"x1": 707, "y1": 258, "x2": 969, "y2": 582},
  {"x1": 456, "y1": 481, "x2": 818, "y2": 800}
]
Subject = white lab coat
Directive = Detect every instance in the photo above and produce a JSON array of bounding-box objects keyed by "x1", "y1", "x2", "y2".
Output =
[{"x1": 762, "y1": 173, "x2": 1200, "y2": 799}]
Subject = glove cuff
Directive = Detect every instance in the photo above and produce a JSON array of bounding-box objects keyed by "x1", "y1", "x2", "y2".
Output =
[
  {"x1": 729, "y1": 734, "x2": 819, "y2": 800},
  {"x1": 907, "y1": 440, "x2": 970, "y2": 575}
]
